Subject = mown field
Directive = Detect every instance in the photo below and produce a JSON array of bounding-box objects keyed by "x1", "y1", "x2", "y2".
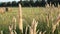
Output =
[{"x1": 0, "y1": 7, "x2": 60, "y2": 34}]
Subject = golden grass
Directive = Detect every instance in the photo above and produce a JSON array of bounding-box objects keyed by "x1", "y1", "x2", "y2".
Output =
[
  {"x1": 29, "y1": 18, "x2": 38, "y2": 34},
  {"x1": 18, "y1": 4, "x2": 23, "y2": 33},
  {"x1": 12, "y1": 16, "x2": 16, "y2": 30},
  {"x1": 9, "y1": 24, "x2": 14, "y2": 34},
  {"x1": 1, "y1": 3, "x2": 60, "y2": 34}
]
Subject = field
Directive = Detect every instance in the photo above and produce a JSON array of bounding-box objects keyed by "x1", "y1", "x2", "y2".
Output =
[{"x1": 0, "y1": 7, "x2": 60, "y2": 34}]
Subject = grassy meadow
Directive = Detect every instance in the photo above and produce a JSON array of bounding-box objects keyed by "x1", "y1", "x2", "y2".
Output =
[{"x1": 0, "y1": 7, "x2": 60, "y2": 34}]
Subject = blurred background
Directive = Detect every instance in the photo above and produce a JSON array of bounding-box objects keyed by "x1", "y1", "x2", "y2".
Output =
[{"x1": 0, "y1": 0, "x2": 60, "y2": 7}]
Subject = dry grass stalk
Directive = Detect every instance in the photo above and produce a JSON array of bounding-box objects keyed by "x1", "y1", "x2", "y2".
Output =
[
  {"x1": 14, "y1": 30, "x2": 17, "y2": 34},
  {"x1": 10, "y1": 31, "x2": 14, "y2": 34},
  {"x1": 41, "y1": 14, "x2": 46, "y2": 22},
  {"x1": 50, "y1": 10, "x2": 54, "y2": 24},
  {"x1": 37, "y1": 30, "x2": 39, "y2": 34},
  {"x1": 52, "y1": 14, "x2": 60, "y2": 34},
  {"x1": 52, "y1": 24, "x2": 56, "y2": 34},
  {"x1": 12, "y1": 16, "x2": 16, "y2": 30},
  {"x1": 30, "y1": 19, "x2": 35, "y2": 34},
  {"x1": 50, "y1": 2, "x2": 52, "y2": 7},
  {"x1": 9, "y1": 24, "x2": 14, "y2": 34},
  {"x1": 9, "y1": 25, "x2": 13, "y2": 32},
  {"x1": 1, "y1": 30, "x2": 3, "y2": 34},
  {"x1": 46, "y1": 16, "x2": 49, "y2": 27},
  {"x1": 56, "y1": 14, "x2": 60, "y2": 26},
  {"x1": 43, "y1": 31, "x2": 46, "y2": 34},
  {"x1": 18, "y1": 4, "x2": 23, "y2": 33},
  {"x1": 30, "y1": 18, "x2": 38, "y2": 34},
  {"x1": 39, "y1": 31, "x2": 42, "y2": 34},
  {"x1": 34, "y1": 21, "x2": 38, "y2": 34},
  {"x1": 25, "y1": 26, "x2": 28, "y2": 34},
  {"x1": 46, "y1": 3, "x2": 49, "y2": 8},
  {"x1": 58, "y1": 3, "x2": 60, "y2": 8},
  {"x1": 52, "y1": 4, "x2": 54, "y2": 8},
  {"x1": 30, "y1": 27, "x2": 33, "y2": 34}
]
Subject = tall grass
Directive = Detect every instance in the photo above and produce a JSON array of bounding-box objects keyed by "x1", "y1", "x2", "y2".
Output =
[
  {"x1": 0, "y1": 4, "x2": 60, "y2": 34},
  {"x1": 18, "y1": 4, "x2": 23, "y2": 34}
]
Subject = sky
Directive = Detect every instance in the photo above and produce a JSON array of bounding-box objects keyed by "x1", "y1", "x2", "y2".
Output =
[
  {"x1": 0, "y1": 0, "x2": 20, "y2": 2},
  {"x1": 0, "y1": 0, "x2": 37, "y2": 2}
]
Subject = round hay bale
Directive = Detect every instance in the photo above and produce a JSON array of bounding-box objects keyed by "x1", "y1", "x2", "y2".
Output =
[
  {"x1": 8, "y1": 7, "x2": 12, "y2": 12},
  {"x1": 0, "y1": 7, "x2": 5, "y2": 14}
]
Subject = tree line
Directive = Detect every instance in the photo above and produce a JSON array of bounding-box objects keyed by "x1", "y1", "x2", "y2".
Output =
[{"x1": 0, "y1": 0, "x2": 60, "y2": 7}]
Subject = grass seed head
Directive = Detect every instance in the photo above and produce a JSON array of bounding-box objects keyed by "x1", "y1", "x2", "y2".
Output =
[
  {"x1": 1, "y1": 30, "x2": 3, "y2": 34},
  {"x1": 18, "y1": 4, "x2": 23, "y2": 33}
]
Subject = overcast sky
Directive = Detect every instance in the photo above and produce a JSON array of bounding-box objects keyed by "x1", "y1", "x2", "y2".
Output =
[
  {"x1": 0, "y1": 0, "x2": 20, "y2": 2},
  {"x1": 0, "y1": 0, "x2": 37, "y2": 2}
]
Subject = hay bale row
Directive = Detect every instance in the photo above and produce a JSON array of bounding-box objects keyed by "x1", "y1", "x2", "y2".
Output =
[{"x1": 0, "y1": 7, "x2": 12, "y2": 14}]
